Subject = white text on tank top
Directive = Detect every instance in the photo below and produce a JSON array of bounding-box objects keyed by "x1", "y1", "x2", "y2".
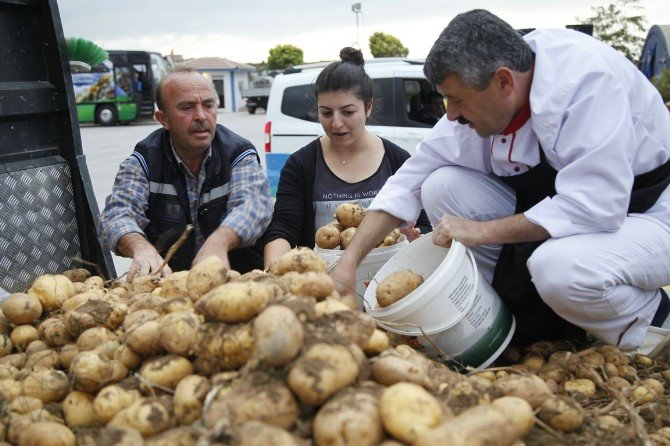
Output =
[{"x1": 312, "y1": 147, "x2": 393, "y2": 232}]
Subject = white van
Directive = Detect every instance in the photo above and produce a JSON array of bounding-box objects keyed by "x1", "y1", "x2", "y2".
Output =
[{"x1": 263, "y1": 58, "x2": 443, "y2": 194}]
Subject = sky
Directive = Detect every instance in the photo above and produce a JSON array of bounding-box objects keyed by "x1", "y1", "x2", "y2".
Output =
[{"x1": 56, "y1": 0, "x2": 670, "y2": 64}]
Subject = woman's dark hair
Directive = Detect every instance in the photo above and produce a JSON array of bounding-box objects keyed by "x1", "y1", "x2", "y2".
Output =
[{"x1": 313, "y1": 47, "x2": 373, "y2": 107}]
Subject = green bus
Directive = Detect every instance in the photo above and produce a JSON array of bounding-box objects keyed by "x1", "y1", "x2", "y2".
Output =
[{"x1": 72, "y1": 50, "x2": 169, "y2": 125}]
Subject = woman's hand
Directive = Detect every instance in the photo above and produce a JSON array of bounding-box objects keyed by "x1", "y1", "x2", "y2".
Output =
[{"x1": 399, "y1": 223, "x2": 421, "y2": 242}]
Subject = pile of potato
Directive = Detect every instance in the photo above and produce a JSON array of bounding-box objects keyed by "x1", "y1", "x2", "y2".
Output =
[
  {"x1": 315, "y1": 203, "x2": 403, "y2": 250},
  {"x1": 0, "y1": 250, "x2": 669, "y2": 445}
]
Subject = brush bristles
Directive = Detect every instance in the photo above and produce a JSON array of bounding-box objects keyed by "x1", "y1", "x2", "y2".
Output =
[{"x1": 66, "y1": 37, "x2": 108, "y2": 68}]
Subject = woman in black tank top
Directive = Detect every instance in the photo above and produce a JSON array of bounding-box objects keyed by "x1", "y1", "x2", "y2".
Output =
[{"x1": 263, "y1": 47, "x2": 431, "y2": 267}]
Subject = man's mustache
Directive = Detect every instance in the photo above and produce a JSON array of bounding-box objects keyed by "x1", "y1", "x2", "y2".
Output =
[
  {"x1": 457, "y1": 116, "x2": 471, "y2": 125},
  {"x1": 190, "y1": 123, "x2": 210, "y2": 131}
]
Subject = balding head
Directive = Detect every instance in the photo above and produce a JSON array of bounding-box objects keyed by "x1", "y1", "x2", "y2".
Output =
[{"x1": 155, "y1": 66, "x2": 216, "y2": 111}]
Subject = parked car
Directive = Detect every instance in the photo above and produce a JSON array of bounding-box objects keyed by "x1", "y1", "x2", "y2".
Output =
[
  {"x1": 263, "y1": 58, "x2": 444, "y2": 195},
  {"x1": 241, "y1": 77, "x2": 272, "y2": 114}
]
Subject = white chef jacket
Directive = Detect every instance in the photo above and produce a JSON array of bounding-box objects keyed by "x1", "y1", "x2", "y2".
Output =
[{"x1": 369, "y1": 28, "x2": 670, "y2": 236}]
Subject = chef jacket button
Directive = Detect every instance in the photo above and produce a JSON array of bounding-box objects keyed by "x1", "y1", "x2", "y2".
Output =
[
  {"x1": 501, "y1": 138, "x2": 507, "y2": 143},
  {"x1": 514, "y1": 166, "x2": 520, "y2": 172}
]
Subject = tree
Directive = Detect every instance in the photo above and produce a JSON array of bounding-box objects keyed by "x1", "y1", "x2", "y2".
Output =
[
  {"x1": 576, "y1": 0, "x2": 646, "y2": 62},
  {"x1": 267, "y1": 44, "x2": 304, "y2": 70},
  {"x1": 369, "y1": 32, "x2": 409, "y2": 58}
]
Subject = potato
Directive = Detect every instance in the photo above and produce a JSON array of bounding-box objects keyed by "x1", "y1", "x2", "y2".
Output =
[
  {"x1": 380, "y1": 382, "x2": 444, "y2": 444},
  {"x1": 10, "y1": 325, "x2": 39, "y2": 350},
  {"x1": 159, "y1": 311, "x2": 200, "y2": 356},
  {"x1": 84, "y1": 275, "x2": 105, "y2": 289},
  {"x1": 123, "y1": 308, "x2": 161, "y2": 332},
  {"x1": 94, "y1": 340, "x2": 121, "y2": 360},
  {"x1": 2, "y1": 293, "x2": 43, "y2": 325},
  {"x1": 371, "y1": 344, "x2": 465, "y2": 391},
  {"x1": 64, "y1": 299, "x2": 127, "y2": 337},
  {"x1": 25, "y1": 341, "x2": 46, "y2": 359},
  {"x1": 315, "y1": 225, "x2": 341, "y2": 249},
  {"x1": 314, "y1": 299, "x2": 351, "y2": 317},
  {"x1": 127, "y1": 293, "x2": 165, "y2": 313},
  {"x1": 113, "y1": 344, "x2": 142, "y2": 371},
  {"x1": 335, "y1": 203, "x2": 365, "y2": 228},
  {"x1": 186, "y1": 255, "x2": 228, "y2": 301},
  {"x1": 162, "y1": 297, "x2": 194, "y2": 313},
  {"x1": 196, "y1": 322, "x2": 255, "y2": 373},
  {"x1": 62, "y1": 390, "x2": 97, "y2": 428},
  {"x1": 375, "y1": 270, "x2": 423, "y2": 307},
  {"x1": 383, "y1": 228, "x2": 402, "y2": 246},
  {"x1": 414, "y1": 396, "x2": 534, "y2": 446},
  {"x1": 0, "y1": 378, "x2": 20, "y2": 401},
  {"x1": 94, "y1": 384, "x2": 142, "y2": 424},
  {"x1": 70, "y1": 351, "x2": 120, "y2": 393},
  {"x1": 0, "y1": 363, "x2": 19, "y2": 380},
  {"x1": 494, "y1": 374, "x2": 553, "y2": 408},
  {"x1": 128, "y1": 275, "x2": 160, "y2": 295},
  {"x1": 314, "y1": 388, "x2": 383, "y2": 446},
  {"x1": 282, "y1": 271, "x2": 334, "y2": 300},
  {"x1": 564, "y1": 378, "x2": 597, "y2": 399},
  {"x1": 174, "y1": 375, "x2": 211, "y2": 425},
  {"x1": 0, "y1": 334, "x2": 12, "y2": 357},
  {"x1": 109, "y1": 397, "x2": 172, "y2": 437},
  {"x1": 124, "y1": 319, "x2": 162, "y2": 357},
  {"x1": 269, "y1": 247, "x2": 328, "y2": 276},
  {"x1": 196, "y1": 281, "x2": 274, "y2": 323},
  {"x1": 17, "y1": 421, "x2": 75, "y2": 446},
  {"x1": 537, "y1": 396, "x2": 584, "y2": 432},
  {"x1": 20, "y1": 369, "x2": 69, "y2": 403},
  {"x1": 253, "y1": 305, "x2": 304, "y2": 367},
  {"x1": 90, "y1": 426, "x2": 144, "y2": 445},
  {"x1": 144, "y1": 427, "x2": 200, "y2": 445},
  {"x1": 202, "y1": 372, "x2": 299, "y2": 430},
  {"x1": 59, "y1": 344, "x2": 78, "y2": 369},
  {"x1": 159, "y1": 270, "x2": 189, "y2": 299},
  {"x1": 287, "y1": 343, "x2": 361, "y2": 406},
  {"x1": 319, "y1": 310, "x2": 376, "y2": 348},
  {"x1": 60, "y1": 289, "x2": 104, "y2": 313},
  {"x1": 9, "y1": 395, "x2": 42, "y2": 414},
  {"x1": 28, "y1": 274, "x2": 76, "y2": 310},
  {"x1": 235, "y1": 421, "x2": 301, "y2": 446},
  {"x1": 0, "y1": 353, "x2": 25, "y2": 369},
  {"x1": 339, "y1": 227, "x2": 356, "y2": 249},
  {"x1": 26, "y1": 340, "x2": 48, "y2": 358},
  {"x1": 24, "y1": 349, "x2": 60, "y2": 370},
  {"x1": 60, "y1": 268, "x2": 91, "y2": 283},
  {"x1": 139, "y1": 355, "x2": 193, "y2": 390},
  {"x1": 38, "y1": 317, "x2": 72, "y2": 348},
  {"x1": 77, "y1": 327, "x2": 117, "y2": 351}
]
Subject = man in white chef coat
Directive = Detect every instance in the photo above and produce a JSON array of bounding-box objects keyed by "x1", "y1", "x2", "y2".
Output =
[{"x1": 332, "y1": 9, "x2": 670, "y2": 352}]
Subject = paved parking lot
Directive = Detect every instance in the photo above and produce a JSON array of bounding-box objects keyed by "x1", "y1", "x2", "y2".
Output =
[{"x1": 79, "y1": 110, "x2": 267, "y2": 275}]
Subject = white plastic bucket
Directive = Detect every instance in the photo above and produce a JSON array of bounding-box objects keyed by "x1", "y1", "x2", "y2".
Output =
[
  {"x1": 315, "y1": 236, "x2": 409, "y2": 309},
  {"x1": 364, "y1": 234, "x2": 515, "y2": 370}
]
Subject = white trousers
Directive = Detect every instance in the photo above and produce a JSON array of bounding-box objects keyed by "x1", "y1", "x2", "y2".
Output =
[{"x1": 420, "y1": 166, "x2": 670, "y2": 349}]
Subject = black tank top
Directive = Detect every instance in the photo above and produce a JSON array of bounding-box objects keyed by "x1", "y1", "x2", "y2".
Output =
[{"x1": 312, "y1": 143, "x2": 392, "y2": 233}]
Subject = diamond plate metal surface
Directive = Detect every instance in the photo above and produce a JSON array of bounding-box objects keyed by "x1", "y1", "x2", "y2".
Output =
[{"x1": 0, "y1": 163, "x2": 81, "y2": 292}]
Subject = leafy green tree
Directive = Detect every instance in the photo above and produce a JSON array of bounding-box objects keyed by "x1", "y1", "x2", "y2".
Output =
[
  {"x1": 267, "y1": 44, "x2": 304, "y2": 70},
  {"x1": 577, "y1": 0, "x2": 646, "y2": 61},
  {"x1": 369, "y1": 32, "x2": 409, "y2": 58},
  {"x1": 652, "y1": 69, "x2": 670, "y2": 103}
]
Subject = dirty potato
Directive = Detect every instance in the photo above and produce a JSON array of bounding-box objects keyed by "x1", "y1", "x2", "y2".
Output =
[
  {"x1": 335, "y1": 203, "x2": 365, "y2": 228},
  {"x1": 315, "y1": 225, "x2": 342, "y2": 249},
  {"x1": 375, "y1": 270, "x2": 423, "y2": 307}
]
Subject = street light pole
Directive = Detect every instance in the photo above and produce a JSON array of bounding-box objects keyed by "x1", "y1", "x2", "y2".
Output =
[{"x1": 351, "y1": 3, "x2": 362, "y2": 49}]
